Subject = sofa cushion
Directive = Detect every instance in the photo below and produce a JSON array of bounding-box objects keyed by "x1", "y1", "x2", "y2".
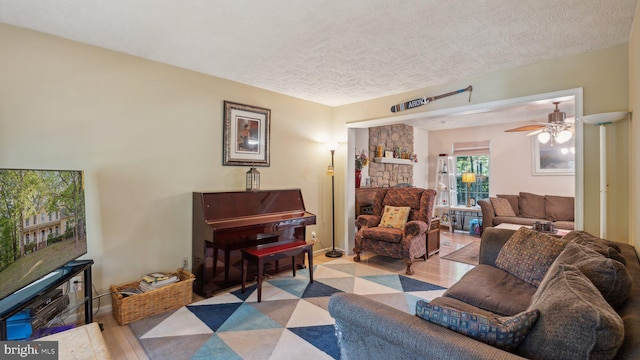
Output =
[
  {"x1": 444, "y1": 264, "x2": 537, "y2": 316},
  {"x1": 492, "y1": 216, "x2": 538, "y2": 227},
  {"x1": 544, "y1": 195, "x2": 574, "y2": 221},
  {"x1": 429, "y1": 296, "x2": 499, "y2": 318},
  {"x1": 518, "y1": 192, "x2": 546, "y2": 219},
  {"x1": 557, "y1": 241, "x2": 632, "y2": 308},
  {"x1": 415, "y1": 300, "x2": 539, "y2": 351},
  {"x1": 552, "y1": 220, "x2": 575, "y2": 230},
  {"x1": 517, "y1": 262, "x2": 624, "y2": 360},
  {"x1": 378, "y1": 206, "x2": 411, "y2": 229},
  {"x1": 490, "y1": 197, "x2": 516, "y2": 217},
  {"x1": 497, "y1": 194, "x2": 520, "y2": 216},
  {"x1": 563, "y1": 231, "x2": 626, "y2": 265},
  {"x1": 360, "y1": 227, "x2": 402, "y2": 243},
  {"x1": 495, "y1": 227, "x2": 568, "y2": 287}
]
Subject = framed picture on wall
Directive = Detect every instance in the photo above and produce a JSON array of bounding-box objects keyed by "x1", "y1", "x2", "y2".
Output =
[
  {"x1": 223, "y1": 101, "x2": 271, "y2": 166},
  {"x1": 532, "y1": 137, "x2": 575, "y2": 175}
]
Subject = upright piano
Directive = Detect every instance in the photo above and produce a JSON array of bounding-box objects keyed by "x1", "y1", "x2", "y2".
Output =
[{"x1": 192, "y1": 189, "x2": 316, "y2": 297}]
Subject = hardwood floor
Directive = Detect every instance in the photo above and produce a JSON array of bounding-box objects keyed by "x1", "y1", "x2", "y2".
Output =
[{"x1": 96, "y1": 230, "x2": 479, "y2": 359}]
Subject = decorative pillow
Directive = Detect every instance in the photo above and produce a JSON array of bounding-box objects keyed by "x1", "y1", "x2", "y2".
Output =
[
  {"x1": 490, "y1": 197, "x2": 516, "y2": 217},
  {"x1": 378, "y1": 206, "x2": 411, "y2": 229},
  {"x1": 544, "y1": 195, "x2": 574, "y2": 221},
  {"x1": 556, "y1": 242, "x2": 632, "y2": 308},
  {"x1": 517, "y1": 263, "x2": 624, "y2": 360},
  {"x1": 497, "y1": 194, "x2": 520, "y2": 216},
  {"x1": 495, "y1": 227, "x2": 568, "y2": 287},
  {"x1": 415, "y1": 300, "x2": 539, "y2": 351},
  {"x1": 563, "y1": 231, "x2": 626, "y2": 265},
  {"x1": 518, "y1": 192, "x2": 546, "y2": 219}
]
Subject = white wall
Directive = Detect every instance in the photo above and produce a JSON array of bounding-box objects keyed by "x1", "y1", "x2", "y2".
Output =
[
  {"x1": 630, "y1": 2, "x2": 640, "y2": 252},
  {"x1": 354, "y1": 128, "x2": 370, "y2": 185},
  {"x1": 413, "y1": 128, "x2": 429, "y2": 188},
  {"x1": 428, "y1": 122, "x2": 574, "y2": 197}
]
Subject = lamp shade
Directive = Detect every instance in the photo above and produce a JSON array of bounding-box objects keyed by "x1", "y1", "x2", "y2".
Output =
[
  {"x1": 537, "y1": 131, "x2": 551, "y2": 144},
  {"x1": 462, "y1": 172, "x2": 476, "y2": 183},
  {"x1": 556, "y1": 129, "x2": 572, "y2": 144}
]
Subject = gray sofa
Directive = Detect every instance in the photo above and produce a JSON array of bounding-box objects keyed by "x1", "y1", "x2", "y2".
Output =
[
  {"x1": 478, "y1": 192, "x2": 574, "y2": 230},
  {"x1": 328, "y1": 228, "x2": 639, "y2": 359}
]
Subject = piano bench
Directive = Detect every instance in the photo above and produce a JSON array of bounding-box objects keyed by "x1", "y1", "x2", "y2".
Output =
[{"x1": 241, "y1": 240, "x2": 314, "y2": 302}]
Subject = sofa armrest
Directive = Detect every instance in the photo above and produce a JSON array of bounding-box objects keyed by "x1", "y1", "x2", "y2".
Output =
[
  {"x1": 328, "y1": 293, "x2": 526, "y2": 360},
  {"x1": 479, "y1": 228, "x2": 517, "y2": 266},
  {"x1": 477, "y1": 199, "x2": 495, "y2": 229},
  {"x1": 404, "y1": 220, "x2": 428, "y2": 237},
  {"x1": 356, "y1": 214, "x2": 380, "y2": 229}
]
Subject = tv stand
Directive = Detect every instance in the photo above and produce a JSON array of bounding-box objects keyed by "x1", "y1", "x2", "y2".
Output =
[{"x1": 0, "y1": 259, "x2": 94, "y2": 340}]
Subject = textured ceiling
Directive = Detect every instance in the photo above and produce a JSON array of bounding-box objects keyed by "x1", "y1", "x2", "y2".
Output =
[{"x1": 0, "y1": 0, "x2": 636, "y2": 108}]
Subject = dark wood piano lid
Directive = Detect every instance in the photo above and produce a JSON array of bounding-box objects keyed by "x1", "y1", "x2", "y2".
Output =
[{"x1": 196, "y1": 189, "x2": 310, "y2": 224}]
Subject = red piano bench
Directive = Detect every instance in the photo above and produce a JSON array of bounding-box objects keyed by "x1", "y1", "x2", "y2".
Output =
[{"x1": 241, "y1": 240, "x2": 314, "y2": 302}]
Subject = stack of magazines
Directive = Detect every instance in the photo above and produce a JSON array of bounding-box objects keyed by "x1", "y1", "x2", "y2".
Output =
[{"x1": 138, "y1": 272, "x2": 178, "y2": 292}]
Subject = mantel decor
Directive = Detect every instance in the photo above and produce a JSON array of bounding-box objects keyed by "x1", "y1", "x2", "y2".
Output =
[{"x1": 223, "y1": 101, "x2": 271, "y2": 166}]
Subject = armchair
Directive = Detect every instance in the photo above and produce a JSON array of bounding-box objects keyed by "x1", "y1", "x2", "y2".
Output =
[{"x1": 354, "y1": 187, "x2": 436, "y2": 275}]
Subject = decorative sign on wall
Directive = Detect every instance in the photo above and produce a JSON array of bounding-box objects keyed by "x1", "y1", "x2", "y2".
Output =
[{"x1": 223, "y1": 101, "x2": 271, "y2": 166}]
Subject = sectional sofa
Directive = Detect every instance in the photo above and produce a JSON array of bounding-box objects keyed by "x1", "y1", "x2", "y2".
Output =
[
  {"x1": 478, "y1": 192, "x2": 574, "y2": 230},
  {"x1": 328, "y1": 228, "x2": 639, "y2": 359}
]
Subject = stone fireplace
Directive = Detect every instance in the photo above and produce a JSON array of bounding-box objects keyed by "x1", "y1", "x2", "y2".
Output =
[{"x1": 368, "y1": 124, "x2": 414, "y2": 187}]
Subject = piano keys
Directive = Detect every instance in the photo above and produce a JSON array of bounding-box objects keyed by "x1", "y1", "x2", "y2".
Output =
[{"x1": 192, "y1": 189, "x2": 316, "y2": 297}]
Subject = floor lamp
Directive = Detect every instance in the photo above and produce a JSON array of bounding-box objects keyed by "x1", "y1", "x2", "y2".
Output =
[
  {"x1": 581, "y1": 111, "x2": 631, "y2": 238},
  {"x1": 325, "y1": 143, "x2": 343, "y2": 258}
]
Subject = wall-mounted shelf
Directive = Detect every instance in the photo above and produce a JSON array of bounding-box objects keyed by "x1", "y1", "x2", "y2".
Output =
[{"x1": 373, "y1": 157, "x2": 413, "y2": 165}]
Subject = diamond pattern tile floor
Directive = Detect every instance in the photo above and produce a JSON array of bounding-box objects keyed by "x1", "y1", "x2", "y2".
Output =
[{"x1": 129, "y1": 258, "x2": 446, "y2": 359}]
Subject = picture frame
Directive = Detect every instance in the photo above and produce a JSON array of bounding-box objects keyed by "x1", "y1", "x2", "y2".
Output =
[
  {"x1": 223, "y1": 101, "x2": 271, "y2": 166},
  {"x1": 532, "y1": 137, "x2": 575, "y2": 175}
]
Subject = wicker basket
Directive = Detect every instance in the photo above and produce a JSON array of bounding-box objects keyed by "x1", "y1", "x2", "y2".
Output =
[{"x1": 110, "y1": 268, "x2": 195, "y2": 325}]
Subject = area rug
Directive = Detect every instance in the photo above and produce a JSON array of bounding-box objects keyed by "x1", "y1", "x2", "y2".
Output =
[
  {"x1": 440, "y1": 241, "x2": 480, "y2": 265},
  {"x1": 128, "y1": 258, "x2": 447, "y2": 360}
]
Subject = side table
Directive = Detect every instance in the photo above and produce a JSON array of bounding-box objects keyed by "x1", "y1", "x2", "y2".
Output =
[{"x1": 427, "y1": 217, "x2": 440, "y2": 258}]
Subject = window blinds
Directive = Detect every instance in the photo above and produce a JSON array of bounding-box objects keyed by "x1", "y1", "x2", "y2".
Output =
[{"x1": 452, "y1": 140, "x2": 490, "y2": 156}]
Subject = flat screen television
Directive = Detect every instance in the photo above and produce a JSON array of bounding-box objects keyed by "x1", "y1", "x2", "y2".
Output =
[{"x1": 0, "y1": 169, "x2": 87, "y2": 301}]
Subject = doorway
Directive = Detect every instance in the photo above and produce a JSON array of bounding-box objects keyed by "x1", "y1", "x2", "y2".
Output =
[{"x1": 344, "y1": 88, "x2": 584, "y2": 255}]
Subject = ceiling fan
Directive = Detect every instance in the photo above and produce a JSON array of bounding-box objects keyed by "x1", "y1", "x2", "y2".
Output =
[{"x1": 505, "y1": 102, "x2": 574, "y2": 144}]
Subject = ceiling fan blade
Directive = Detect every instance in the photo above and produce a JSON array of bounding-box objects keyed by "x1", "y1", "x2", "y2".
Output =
[
  {"x1": 527, "y1": 129, "x2": 544, "y2": 136},
  {"x1": 504, "y1": 124, "x2": 546, "y2": 132}
]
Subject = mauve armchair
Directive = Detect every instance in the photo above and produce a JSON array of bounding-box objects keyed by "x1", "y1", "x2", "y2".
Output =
[{"x1": 354, "y1": 187, "x2": 436, "y2": 275}]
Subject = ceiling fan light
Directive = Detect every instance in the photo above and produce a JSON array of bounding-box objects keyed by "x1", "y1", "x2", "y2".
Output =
[
  {"x1": 561, "y1": 147, "x2": 569, "y2": 155},
  {"x1": 538, "y1": 132, "x2": 551, "y2": 144},
  {"x1": 556, "y1": 129, "x2": 572, "y2": 144}
]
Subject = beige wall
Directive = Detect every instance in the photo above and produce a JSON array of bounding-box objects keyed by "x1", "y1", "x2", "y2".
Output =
[
  {"x1": 335, "y1": 45, "x2": 629, "y2": 243},
  {"x1": 630, "y1": 2, "x2": 640, "y2": 252},
  {"x1": 0, "y1": 24, "x2": 334, "y2": 299}
]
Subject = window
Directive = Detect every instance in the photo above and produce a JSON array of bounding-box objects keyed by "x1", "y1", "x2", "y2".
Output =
[
  {"x1": 25, "y1": 218, "x2": 29, "y2": 226},
  {"x1": 49, "y1": 212, "x2": 52, "y2": 221},
  {"x1": 453, "y1": 141, "x2": 490, "y2": 206},
  {"x1": 33, "y1": 215, "x2": 37, "y2": 224},
  {"x1": 41, "y1": 213, "x2": 45, "y2": 223}
]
